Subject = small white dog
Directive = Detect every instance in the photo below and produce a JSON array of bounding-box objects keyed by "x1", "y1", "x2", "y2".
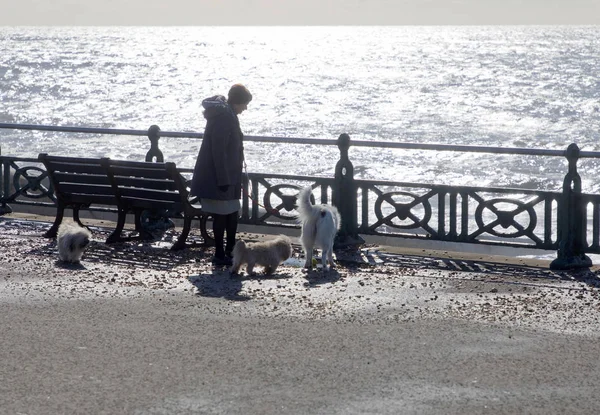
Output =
[
  {"x1": 297, "y1": 186, "x2": 341, "y2": 271},
  {"x1": 230, "y1": 235, "x2": 292, "y2": 275},
  {"x1": 57, "y1": 219, "x2": 92, "y2": 263}
]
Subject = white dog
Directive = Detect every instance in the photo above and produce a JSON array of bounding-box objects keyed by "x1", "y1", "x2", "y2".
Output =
[
  {"x1": 297, "y1": 186, "x2": 341, "y2": 271},
  {"x1": 57, "y1": 219, "x2": 92, "y2": 263},
  {"x1": 230, "y1": 235, "x2": 292, "y2": 275}
]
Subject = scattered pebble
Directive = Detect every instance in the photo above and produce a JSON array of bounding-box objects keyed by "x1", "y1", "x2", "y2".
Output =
[{"x1": 1, "y1": 216, "x2": 599, "y2": 335}]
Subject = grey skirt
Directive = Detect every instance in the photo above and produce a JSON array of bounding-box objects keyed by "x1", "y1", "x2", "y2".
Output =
[{"x1": 200, "y1": 198, "x2": 241, "y2": 215}]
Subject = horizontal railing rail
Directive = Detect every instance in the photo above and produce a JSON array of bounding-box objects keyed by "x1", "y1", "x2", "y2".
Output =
[
  {"x1": 5, "y1": 122, "x2": 600, "y2": 157},
  {"x1": 1, "y1": 122, "x2": 598, "y2": 270}
]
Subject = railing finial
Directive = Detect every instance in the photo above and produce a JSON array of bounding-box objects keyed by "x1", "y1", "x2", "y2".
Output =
[{"x1": 145, "y1": 125, "x2": 164, "y2": 163}]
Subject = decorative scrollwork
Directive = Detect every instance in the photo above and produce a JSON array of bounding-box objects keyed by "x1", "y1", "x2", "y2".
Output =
[
  {"x1": 374, "y1": 191, "x2": 432, "y2": 229},
  {"x1": 474, "y1": 198, "x2": 536, "y2": 238},
  {"x1": 12, "y1": 166, "x2": 52, "y2": 199},
  {"x1": 262, "y1": 184, "x2": 304, "y2": 219}
]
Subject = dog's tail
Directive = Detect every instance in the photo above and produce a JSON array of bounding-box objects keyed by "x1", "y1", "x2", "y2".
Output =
[{"x1": 297, "y1": 186, "x2": 314, "y2": 219}]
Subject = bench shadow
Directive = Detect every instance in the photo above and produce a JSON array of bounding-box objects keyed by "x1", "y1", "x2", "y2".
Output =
[
  {"x1": 17, "y1": 217, "x2": 600, "y2": 289},
  {"x1": 28, "y1": 238, "x2": 211, "y2": 272}
]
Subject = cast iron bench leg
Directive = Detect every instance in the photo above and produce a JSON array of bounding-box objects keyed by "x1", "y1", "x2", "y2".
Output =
[
  {"x1": 134, "y1": 210, "x2": 142, "y2": 232},
  {"x1": 199, "y1": 214, "x2": 215, "y2": 246},
  {"x1": 72, "y1": 207, "x2": 87, "y2": 229},
  {"x1": 44, "y1": 203, "x2": 65, "y2": 238},
  {"x1": 170, "y1": 214, "x2": 214, "y2": 251},
  {"x1": 171, "y1": 215, "x2": 193, "y2": 251},
  {"x1": 106, "y1": 208, "x2": 126, "y2": 244}
]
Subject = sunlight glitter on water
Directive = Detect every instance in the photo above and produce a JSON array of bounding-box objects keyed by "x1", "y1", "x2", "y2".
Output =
[{"x1": 2, "y1": 26, "x2": 600, "y2": 191}]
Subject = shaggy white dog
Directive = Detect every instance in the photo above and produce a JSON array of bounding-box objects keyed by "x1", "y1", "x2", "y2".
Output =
[
  {"x1": 57, "y1": 219, "x2": 92, "y2": 263},
  {"x1": 230, "y1": 235, "x2": 292, "y2": 275},
  {"x1": 297, "y1": 186, "x2": 341, "y2": 271}
]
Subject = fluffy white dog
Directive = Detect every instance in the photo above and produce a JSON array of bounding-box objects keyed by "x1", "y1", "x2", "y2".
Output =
[
  {"x1": 297, "y1": 186, "x2": 341, "y2": 271},
  {"x1": 57, "y1": 219, "x2": 92, "y2": 263},
  {"x1": 230, "y1": 235, "x2": 292, "y2": 275}
]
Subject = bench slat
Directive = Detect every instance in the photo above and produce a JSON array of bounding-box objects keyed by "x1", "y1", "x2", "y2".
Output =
[
  {"x1": 112, "y1": 176, "x2": 179, "y2": 191},
  {"x1": 53, "y1": 172, "x2": 112, "y2": 186},
  {"x1": 46, "y1": 162, "x2": 106, "y2": 175},
  {"x1": 58, "y1": 183, "x2": 115, "y2": 196},
  {"x1": 39, "y1": 154, "x2": 103, "y2": 164},
  {"x1": 62, "y1": 194, "x2": 117, "y2": 206},
  {"x1": 110, "y1": 166, "x2": 172, "y2": 180},
  {"x1": 108, "y1": 159, "x2": 169, "y2": 169},
  {"x1": 120, "y1": 196, "x2": 183, "y2": 211},
  {"x1": 117, "y1": 188, "x2": 182, "y2": 203}
]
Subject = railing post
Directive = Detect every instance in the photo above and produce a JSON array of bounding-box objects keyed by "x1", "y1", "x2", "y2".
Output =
[
  {"x1": 142, "y1": 125, "x2": 173, "y2": 231},
  {"x1": 333, "y1": 133, "x2": 364, "y2": 247},
  {"x1": 0, "y1": 158, "x2": 13, "y2": 215},
  {"x1": 550, "y1": 143, "x2": 592, "y2": 270},
  {"x1": 145, "y1": 125, "x2": 164, "y2": 162}
]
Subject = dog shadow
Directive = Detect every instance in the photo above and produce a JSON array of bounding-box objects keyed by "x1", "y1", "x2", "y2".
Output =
[
  {"x1": 188, "y1": 271, "x2": 251, "y2": 302},
  {"x1": 232, "y1": 269, "x2": 293, "y2": 281},
  {"x1": 53, "y1": 260, "x2": 87, "y2": 270},
  {"x1": 303, "y1": 268, "x2": 342, "y2": 287}
]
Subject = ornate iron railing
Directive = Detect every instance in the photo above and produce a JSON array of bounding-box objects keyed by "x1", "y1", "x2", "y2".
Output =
[{"x1": 2, "y1": 122, "x2": 599, "y2": 270}]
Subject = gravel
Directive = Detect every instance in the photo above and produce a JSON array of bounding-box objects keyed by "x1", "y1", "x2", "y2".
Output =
[{"x1": 1, "y1": 215, "x2": 599, "y2": 335}]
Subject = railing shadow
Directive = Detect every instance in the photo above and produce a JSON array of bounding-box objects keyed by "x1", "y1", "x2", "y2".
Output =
[
  {"x1": 8, "y1": 211, "x2": 600, "y2": 289},
  {"x1": 346, "y1": 249, "x2": 600, "y2": 289}
]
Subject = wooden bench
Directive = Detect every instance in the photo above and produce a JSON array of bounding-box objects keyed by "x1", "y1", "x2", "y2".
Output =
[{"x1": 38, "y1": 153, "x2": 213, "y2": 250}]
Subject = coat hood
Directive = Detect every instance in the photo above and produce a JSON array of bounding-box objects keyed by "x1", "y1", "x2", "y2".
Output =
[{"x1": 202, "y1": 95, "x2": 235, "y2": 119}]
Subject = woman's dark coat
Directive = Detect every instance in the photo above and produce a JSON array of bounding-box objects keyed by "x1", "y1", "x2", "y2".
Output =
[{"x1": 190, "y1": 95, "x2": 244, "y2": 201}]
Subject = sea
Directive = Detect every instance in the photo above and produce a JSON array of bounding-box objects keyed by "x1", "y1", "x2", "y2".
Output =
[{"x1": 1, "y1": 25, "x2": 600, "y2": 192}]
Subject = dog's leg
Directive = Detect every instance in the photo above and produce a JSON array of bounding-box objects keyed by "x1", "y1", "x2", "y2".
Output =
[
  {"x1": 230, "y1": 258, "x2": 241, "y2": 274},
  {"x1": 321, "y1": 249, "x2": 329, "y2": 272},
  {"x1": 327, "y1": 241, "x2": 335, "y2": 269},
  {"x1": 265, "y1": 260, "x2": 279, "y2": 275},
  {"x1": 304, "y1": 247, "x2": 313, "y2": 269},
  {"x1": 301, "y1": 223, "x2": 314, "y2": 269},
  {"x1": 247, "y1": 260, "x2": 255, "y2": 275}
]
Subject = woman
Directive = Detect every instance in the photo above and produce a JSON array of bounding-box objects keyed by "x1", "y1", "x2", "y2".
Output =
[{"x1": 190, "y1": 84, "x2": 252, "y2": 266}]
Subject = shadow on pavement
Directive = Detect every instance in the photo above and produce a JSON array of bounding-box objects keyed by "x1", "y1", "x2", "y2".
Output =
[
  {"x1": 26, "y1": 238, "x2": 212, "y2": 272},
  {"x1": 303, "y1": 269, "x2": 342, "y2": 287},
  {"x1": 337, "y1": 247, "x2": 600, "y2": 288},
  {"x1": 188, "y1": 272, "x2": 250, "y2": 301}
]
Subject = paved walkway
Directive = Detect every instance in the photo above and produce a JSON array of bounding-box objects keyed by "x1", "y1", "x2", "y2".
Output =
[{"x1": 1, "y1": 215, "x2": 600, "y2": 414}]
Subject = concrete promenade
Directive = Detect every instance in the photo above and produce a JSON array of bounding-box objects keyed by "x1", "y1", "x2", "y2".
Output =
[{"x1": 1, "y1": 214, "x2": 600, "y2": 414}]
